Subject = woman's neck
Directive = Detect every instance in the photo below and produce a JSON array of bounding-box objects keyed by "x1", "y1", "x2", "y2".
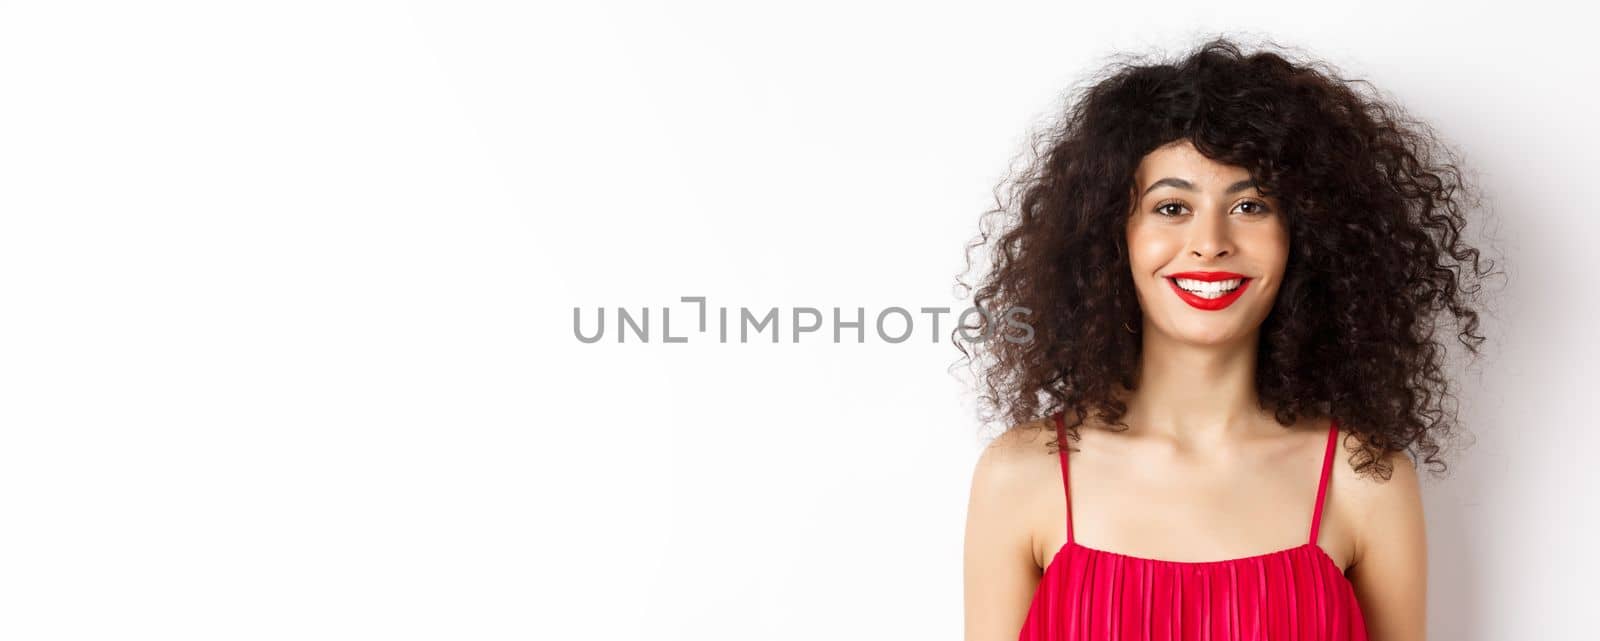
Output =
[{"x1": 1115, "y1": 330, "x2": 1274, "y2": 444}]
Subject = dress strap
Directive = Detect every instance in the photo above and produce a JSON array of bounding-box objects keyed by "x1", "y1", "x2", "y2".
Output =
[
  {"x1": 1308, "y1": 417, "x2": 1340, "y2": 545},
  {"x1": 1053, "y1": 411, "x2": 1073, "y2": 544}
]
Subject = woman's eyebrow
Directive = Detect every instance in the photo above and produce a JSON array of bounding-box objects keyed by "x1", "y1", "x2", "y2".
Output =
[{"x1": 1141, "y1": 177, "x2": 1257, "y2": 197}]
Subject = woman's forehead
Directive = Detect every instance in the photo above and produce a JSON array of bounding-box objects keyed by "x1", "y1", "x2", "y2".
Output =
[{"x1": 1134, "y1": 143, "x2": 1253, "y2": 191}]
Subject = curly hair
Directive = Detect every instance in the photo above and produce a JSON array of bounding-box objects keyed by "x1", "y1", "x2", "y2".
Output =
[{"x1": 956, "y1": 35, "x2": 1501, "y2": 479}]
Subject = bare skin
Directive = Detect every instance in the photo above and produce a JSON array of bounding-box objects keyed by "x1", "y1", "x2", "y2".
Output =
[{"x1": 963, "y1": 140, "x2": 1427, "y2": 640}]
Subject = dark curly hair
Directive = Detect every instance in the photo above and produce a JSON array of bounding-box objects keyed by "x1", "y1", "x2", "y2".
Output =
[{"x1": 956, "y1": 35, "x2": 1502, "y2": 479}]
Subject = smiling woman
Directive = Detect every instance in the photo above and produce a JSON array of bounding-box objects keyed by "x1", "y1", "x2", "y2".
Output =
[
  {"x1": 957, "y1": 36, "x2": 1499, "y2": 641},
  {"x1": 1130, "y1": 141, "x2": 1288, "y2": 327}
]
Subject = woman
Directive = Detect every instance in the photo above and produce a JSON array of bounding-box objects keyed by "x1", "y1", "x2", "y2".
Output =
[{"x1": 960, "y1": 37, "x2": 1495, "y2": 640}]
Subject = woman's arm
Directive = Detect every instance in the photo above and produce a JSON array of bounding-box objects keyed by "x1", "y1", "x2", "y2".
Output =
[
  {"x1": 963, "y1": 431, "x2": 1044, "y2": 641},
  {"x1": 1347, "y1": 448, "x2": 1429, "y2": 640}
]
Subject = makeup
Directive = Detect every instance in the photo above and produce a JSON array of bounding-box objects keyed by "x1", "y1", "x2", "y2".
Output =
[{"x1": 1164, "y1": 271, "x2": 1252, "y2": 311}]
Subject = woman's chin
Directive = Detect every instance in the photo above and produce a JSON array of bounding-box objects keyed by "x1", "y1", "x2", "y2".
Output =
[{"x1": 1156, "y1": 321, "x2": 1256, "y2": 347}]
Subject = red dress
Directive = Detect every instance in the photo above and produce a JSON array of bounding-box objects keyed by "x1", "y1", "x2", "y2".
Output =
[{"x1": 1016, "y1": 413, "x2": 1370, "y2": 640}]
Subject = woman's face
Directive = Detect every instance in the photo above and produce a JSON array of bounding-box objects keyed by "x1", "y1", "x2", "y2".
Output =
[{"x1": 1125, "y1": 140, "x2": 1290, "y2": 345}]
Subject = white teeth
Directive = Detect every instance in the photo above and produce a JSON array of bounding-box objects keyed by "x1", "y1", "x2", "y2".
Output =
[{"x1": 1171, "y1": 277, "x2": 1244, "y2": 299}]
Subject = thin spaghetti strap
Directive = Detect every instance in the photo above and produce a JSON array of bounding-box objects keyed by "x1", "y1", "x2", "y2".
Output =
[
  {"x1": 1053, "y1": 411, "x2": 1073, "y2": 544},
  {"x1": 1308, "y1": 417, "x2": 1340, "y2": 545}
]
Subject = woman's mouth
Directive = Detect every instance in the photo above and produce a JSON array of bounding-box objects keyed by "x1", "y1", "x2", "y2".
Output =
[{"x1": 1165, "y1": 275, "x2": 1251, "y2": 310}]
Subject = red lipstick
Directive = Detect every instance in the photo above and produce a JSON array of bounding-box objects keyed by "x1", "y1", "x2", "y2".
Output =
[{"x1": 1164, "y1": 271, "x2": 1252, "y2": 311}]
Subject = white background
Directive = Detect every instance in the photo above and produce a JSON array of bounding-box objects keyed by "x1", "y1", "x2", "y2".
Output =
[{"x1": 1, "y1": 1, "x2": 1594, "y2": 639}]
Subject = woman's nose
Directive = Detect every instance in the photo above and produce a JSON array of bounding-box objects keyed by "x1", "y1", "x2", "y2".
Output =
[{"x1": 1188, "y1": 209, "x2": 1235, "y2": 258}]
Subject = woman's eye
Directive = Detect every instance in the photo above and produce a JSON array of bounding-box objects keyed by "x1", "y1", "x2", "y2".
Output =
[
  {"x1": 1237, "y1": 200, "x2": 1271, "y2": 215},
  {"x1": 1153, "y1": 201, "x2": 1270, "y2": 217}
]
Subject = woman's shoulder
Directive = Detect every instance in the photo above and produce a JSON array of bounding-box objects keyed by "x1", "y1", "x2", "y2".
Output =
[
  {"x1": 976, "y1": 417, "x2": 1060, "y2": 464},
  {"x1": 1325, "y1": 424, "x2": 1425, "y2": 566},
  {"x1": 1329, "y1": 424, "x2": 1420, "y2": 492},
  {"x1": 1317, "y1": 418, "x2": 1420, "y2": 510},
  {"x1": 969, "y1": 418, "x2": 1063, "y2": 491}
]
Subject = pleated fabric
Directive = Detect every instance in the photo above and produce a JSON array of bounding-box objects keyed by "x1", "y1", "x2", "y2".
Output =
[{"x1": 1017, "y1": 413, "x2": 1369, "y2": 641}]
